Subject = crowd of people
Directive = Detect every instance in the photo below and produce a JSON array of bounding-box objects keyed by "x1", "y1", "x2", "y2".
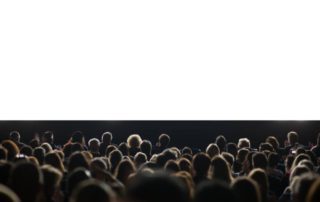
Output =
[{"x1": 1, "y1": 130, "x2": 320, "y2": 202}]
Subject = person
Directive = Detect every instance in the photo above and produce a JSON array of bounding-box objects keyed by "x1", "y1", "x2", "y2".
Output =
[
  {"x1": 311, "y1": 133, "x2": 320, "y2": 158},
  {"x1": 252, "y1": 152, "x2": 268, "y2": 170},
  {"x1": 41, "y1": 131, "x2": 57, "y2": 150},
  {"x1": 9, "y1": 161, "x2": 44, "y2": 202},
  {"x1": 115, "y1": 159, "x2": 136, "y2": 185},
  {"x1": 9, "y1": 131, "x2": 25, "y2": 149},
  {"x1": 238, "y1": 138, "x2": 251, "y2": 149},
  {"x1": 127, "y1": 134, "x2": 142, "y2": 156},
  {"x1": 0, "y1": 184, "x2": 20, "y2": 202},
  {"x1": 41, "y1": 165, "x2": 63, "y2": 202},
  {"x1": 69, "y1": 179, "x2": 115, "y2": 202},
  {"x1": 45, "y1": 151, "x2": 65, "y2": 173},
  {"x1": 126, "y1": 172, "x2": 188, "y2": 202},
  {"x1": 194, "y1": 180, "x2": 235, "y2": 202},
  {"x1": 99, "y1": 132, "x2": 113, "y2": 156},
  {"x1": 68, "y1": 152, "x2": 89, "y2": 172},
  {"x1": 285, "y1": 131, "x2": 303, "y2": 155},
  {"x1": 210, "y1": 155, "x2": 233, "y2": 184},
  {"x1": 1, "y1": 140, "x2": 19, "y2": 161},
  {"x1": 205, "y1": 143, "x2": 220, "y2": 159},
  {"x1": 232, "y1": 177, "x2": 262, "y2": 202},
  {"x1": 88, "y1": 138, "x2": 100, "y2": 157},
  {"x1": 192, "y1": 153, "x2": 210, "y2": 185},
  {"x1": 153, "y1": 134, "x2": 170, "y2": 154},
  {"x1": 140, "y1": 140, "x2": 152, "y2": 160},
  {"x1": 109, "y1": 149, "x2": 123, "y2": 174},
  {"x1": 215, "y1": 135, "x2": 227, "y2": 153},
  {"x1": 249, "y1": 168, "x2": 270, "y2": 202}
]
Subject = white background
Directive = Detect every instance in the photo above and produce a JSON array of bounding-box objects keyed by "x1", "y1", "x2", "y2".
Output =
[{"x1": 0, "y1": 1, "x2": 319, "y2": 120}]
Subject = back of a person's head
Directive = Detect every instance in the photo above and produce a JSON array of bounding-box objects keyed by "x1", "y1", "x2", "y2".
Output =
[
  {"x1": 115, "y1": 159, "x2": 136, "y2": 184},
  {"x1": 126, "y1": 172, "x2": 188, "y2": 202},
  {"x1": 67, "y1": 167, "x2": 91, "y2": 198},
  {"x1": 127, "y1": 134, "x2": 142, "y2": 149},
  {"x1": 232, "y1": 177, "x2": 261, "y2": 202},
  {"x1": 226, "y1": 143, "x2": 237, "y2": 157},
  {"x1": 238, "y1": 138, "x2": 251, "y2": 149},
  {"x1": 307, "y1": 177, "x2": 320, "y2": 202},
  {"x1": 290, "y1": 165, "x2": 310, "y2": 184},
  {"x1": 249, "y1": 168, "x2": 269, "y2": 202},
  {"x1": 1, "y1": 140, "x2": 19, "y2": 161},
  {"x1": 291, "y1": 173, "x2": 318, "y2": 202},
  {"x1": 109, "y1": 149, "x2": 123, "y2": 172},
  {"x1": 252, "y1": 152, "x2": 268, "y2": 170},
  {"x1": 88, "y1": 138, "x2": 100, "y2": 152},
  {"x1": 206, "y1": 143, "x2": 220, "y2": 158},
  {"x1": 259, "y1": 143, "x2": 274, "y2": 152},
  {"x1": 101, "y1": 132, "x2": 113, "y2": 144},
  {"x1": 288, "y1": 131, "x2": 299, "y2": 145},
  {"x1": 266, "y1": 136, "x2": 279, "y2": 150},
  {"x1": 292, "y1": 153, "x2": 311, "y2": 169},
  {"x1": 41, "y1": 165, "x2": 63, "y2": 202},
  {"x1": 9, "y1": 160, "x2": 43, "y2": 202},
  {"x1": 70, "y1": 179, "x2": 115, "y2": 202},
  {"x1": 118, "y1": 142, "x2": 129, "y2": 156},
  {"x1": 68, "y1": 152, "x2": 89, "y2": 172},
  {"x1": 41, "y1": 142, "x2": 53, "y2": 154},
  {"x1": 221, "y1": 152, "x2": 234, "y2": 167},
  {"x1": 134, "y1": 152, "x2": 147, "y2": 168},
  {"x1": 71, "y1": 131, "x2": 85, "y2": 144},
  {"x1": 33, "y1": 147, "x2": 45, "y2": 165},
  {"x1": 237, "y1": 148, "x2": 249, "y2": 162},
  {"x1": 45, "y1": 151, "x2": 65, "y2": 172},
  {"x1": 164, "y1": 159, "x2": 180, "y2": 173},
  {"x1": 195, "y1": 180, "x2": 235, "y2": 202},
  {"x1": 192, "y1": 152, "x2": 211, "y2": 176},
  {"x1": 158, "y1": 134, "x2": 170, "y2": 147},
  {"x1": 215, "y1": 135, "x2": 227, "y2": 152},
  {"x1": 9, "y1": 131, "x2": 20, "y2": 143},
  {"x1": 0, "y1": 146, "x2": 8, "y2": 160},
  {"x1": 181, "y1": 147, "x2": 193, "y2": 155},
  {"x1": 178, "y1": 158, "x2": 192, "y2": 173},
  {"x1": 140, "y1": 140, "x2": 152, "y2": 155},
  {"x1": 211, "y1": 155, "x2": 233, "y2": 184},
  {"x1": 268, "y1": 152, "x2": 280, "y2": 168},
  {"x1": 42, "y1": 130, "x2": 54, "y2": 144},
  {"x1": 20, "y1": 145, "x2": 33, "y2": 157},
  {"x1": 0, "y1": 184, "x2": 20, "y2": 202}
]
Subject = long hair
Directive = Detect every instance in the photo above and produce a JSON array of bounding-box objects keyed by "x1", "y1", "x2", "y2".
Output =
[{"x1": 211, "y1": 155, "x2": 233, "y2": 184}]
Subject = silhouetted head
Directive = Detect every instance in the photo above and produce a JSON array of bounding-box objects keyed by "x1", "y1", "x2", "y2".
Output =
[
  {"x1": 249, "y1": 168, "x2": 269, "y2": 202},
  {"x1": 41, "y1": 165, "x2": 63, "y2": 202},
  {"x1": 42, "y1": 131, "x2": 54, "y2": 144},
  {"x1": 115, "y1": 159, "x2": 136, "y2": 184},
  {"x1": 215, "y1": 135, "x2": 227, "y2": 152},
  {"x1": 252, "y1": 152, "x2": 268, "y2": 170},
  {"x1": 20, "y1": 145, "x2": 33, "y2": 157},
  {"x1": 232, "y1": 177, "x2": 261, "y2": 202},
  {"x1": 9, "y1": 131, "x2": 20, "y2": 143},
  {"x1": 126, "y1": 172, "x2": 188, "y2": 202},
  {"x1": 287, "y1": 131, "x2": 299, "y2": 146},
  {"x1": 127, "y1": 134, "x2": 142, "y2": 149},
  {"x1": 67, "y1": 168, "x2": 91, "y2": 198},
  {"x1": 192, "y1": 152, "x2": 210, "y2": 176},
  {"x1": 1, "y1": 140, "x2": 19, "y2": 161},
  {"x1": 158, "y1": 134, "x2": 170, "y2": 148},
  {"x1": 68, "y1": 152, "x2": 89, "y2": 172},
  {"x1": 140, "y1": 140, "x2": 152, "y2": 156},
  {"x1": 226, "y1": 143, "x2": 237, "y2": 157},
  {"x1": 45, "y1": 151, "x2": 65, "y2": 172},
  {"x1": 266, "y1": 136, "x2": 280, "y2": 150},
  {"x1": 71, "y1": 131, "x2": 85, "y2": 145},
  {"x1": 211, "y1": 155, "x2": 233, "y2": 184},
  {"x1": 101, "y1": 132, "x2": 113, "y2": 145},
  {"x1": 206, "y1": 143, "x2": 220, "y2": 158},
  {"x1": 9, "y1": 161, "x2": 43, "y2": 202},
  {"x1": 0, "y1": 184, "x2": 20, "y2": 202},
  {"x1": 195, "y1": 180, "x2": 235, "y2": 202},
  {"x1": 88, "y1": 138, "x2": 100, "y2": 153}
]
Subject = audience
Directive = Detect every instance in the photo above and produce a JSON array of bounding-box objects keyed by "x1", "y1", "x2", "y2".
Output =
[{"x1": 1, "y1": 129, "x2": 320, "y2": 202}]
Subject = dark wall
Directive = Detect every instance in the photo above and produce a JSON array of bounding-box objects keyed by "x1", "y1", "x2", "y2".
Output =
[{"x1": 0, "y1": 121, "x2": 320, "y2": 150}]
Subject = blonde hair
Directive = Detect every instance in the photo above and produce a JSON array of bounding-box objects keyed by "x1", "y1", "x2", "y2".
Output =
[{"x1": 127, "y1": 134, "x2": 142, "y2": 148}]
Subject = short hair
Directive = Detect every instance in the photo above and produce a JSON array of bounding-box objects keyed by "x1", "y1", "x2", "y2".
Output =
[
  {"x1": 70, "y1": 179, "x2": 115, "y2": 202},
  {"x1": 20, "y1": 145, "x2": 33, "y2": 156},
  {"x1": 164, "y1": 160, "x2": 180, "y2": 173},
  {"x1": 252, "y1": 152, "x2": 268, "y2": 170},
  {"x1": 0, "y1": 184, "x2": 20, "y2": 202},
  {"x1": 232, "y1": 177, "x2": 261, "y2": 202},
  {"x1": 33, "y1": 147, "x2": 45, "y2": 165},
  {"x1": 134, "y1": 152, "x2": 147, "y2": 168},
  {"x1": 1, "y1": 140, "x2": 19, "y2": 161},
  {"x1": 115, "y1": 159, "x2": 136, "y2": 184},
  {"x1": 237, "y1": 148, "x2": 249, "y2": 163},
  {"x1": 88, "y1": 138, "x2": 100, "y2": 151},
  {"x1": 72, "y1": 131, "x2": 85, "y2": 144},
  {"x1": 268, "y1": 152, "x2": 280, "y2": 168},
  {"x1": 158, "y1": 134, "x2": 170, "y2": 147},
  {"x1": 140, "y1": 140, "x2": 152, "y2": 155},
  {"x1": 192, "y1": 153, "x2": 211, "y2": 175},
  {"x1": 206, "y1": 143, "x2": 220, "y2": 158},
  {"x1": 178, "y1": 158, "x2": 192, "y2": 173},
  {"x1": 109, "y1": 149, "x2": 123, "y2": 173},
  {"x1": 181, "y1": 147, "x2": 193, "y2": 155},
  {"x1": 287, "y1": 131, "x2": 299, "y2": 145},
  {"x1": 266, "y1": 136, "x2": 280, "y2": 150},
  {"x1": 41, "y1": 142, "x2": 53, "y2": 153},
  {"x1": 118, "y1": 142, "x2": 129, "y2": 156},
  {"x1": 289, "y1": 165, "x2": 310, "y2": 183},
  {"x1": 127, "y1": 134, "x2": 142, "y2": 148},
  {"x1": 126, "y1": 172, "x2": 188, "y2": 202},
  {"x1": 238, "y1": 138, "x2": 251, "y2": 149},
  {"x1": 195, "y1": 180, "x2": 235, "y2": 202},
  {"x1": 9, "y1": 131, "x2": 20, "y2": 142},
  {"x1": 259, "y1": 143, "x2": 274, "y2": 152},
  {"x1": 67, "y1": 168, "x2": 91, "y2": 197}
]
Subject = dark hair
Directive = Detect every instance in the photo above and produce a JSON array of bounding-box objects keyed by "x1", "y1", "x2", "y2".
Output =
[
  {"x1": 109, "y1": 149, "x2": 123, "y2": 174},
  {"x1": 195, "y1": 180, "x2": 235, "y2": 202},
  {"x1": 1, "y1": 140, "x2": 19, "y2": 161},
  {"x1": 268, "y1": 152, "x2": 280, "y2": 168},
  {"x1": 252, "y1": 152, "x2": 268, "y2": 170},
  {"x1": 215, "y1": 135, "x2": 227, "y2": 152},
  {"x1": 71, "y1": 131, "x2": 85, "y2": 145},
  {"x1": 68, "y1": 152, "x2": 89, "y2": 172},
  {"x1": 118, "y1": 143, "x2": 129, "y2": 156},
  {"x1": 193, "y1": 153, "x2": 211, "y2": 176},
  {"x1": 0, "y1": 146, "x2": 8, "y2": 160},
  {"x1": 181, "y1": 147, "x2": 193, "y2": 155},
  {"x1": 211, "y1": 156, "x2": 233, "y2": 184},
  {"x1": 45, "y1": 152, "x2": 65, "y2": 172},
  {"x1": 226, "y1": 143, "x2": 237, "y2": 157},
  {"x1": 101, "y1": 132, "x2": 113, "y2": 144},
  {"x1": 42, "y1": 131, "x2": 54, "y2": 144},
  {"x1": 70, "y1": 179, "x2": 115, "y2": 202},
  {"x1": 9, "y1": 161, "x2": 43, "y2": 202},
  {"x1": 67, "y1": 168, "x2": 91, "y2": 198},
  {"x1": 33, "y1": 147, "x2": 45, "y2": 165},
  {"x1": 20, "y1": 145, "x2": 33, "y2": 156},
  {"x1": 140, "y1": 140, "x2": 152, "y2": 156},
  {"x1": 126, "y1": 173, "x2": 188, "y2": 202},
  {"x1": 115, "y1": 159, "x2": 136, "y2": 184},
  {"x1": 9, "y1": 131, "x2": 20, "y2": 143},
  {"x1": 232, "y1": 177, "x2": 261, "y2": 202},
  {"x1": 158, "y1": 134, "x2": 170, "y2": 147}
]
